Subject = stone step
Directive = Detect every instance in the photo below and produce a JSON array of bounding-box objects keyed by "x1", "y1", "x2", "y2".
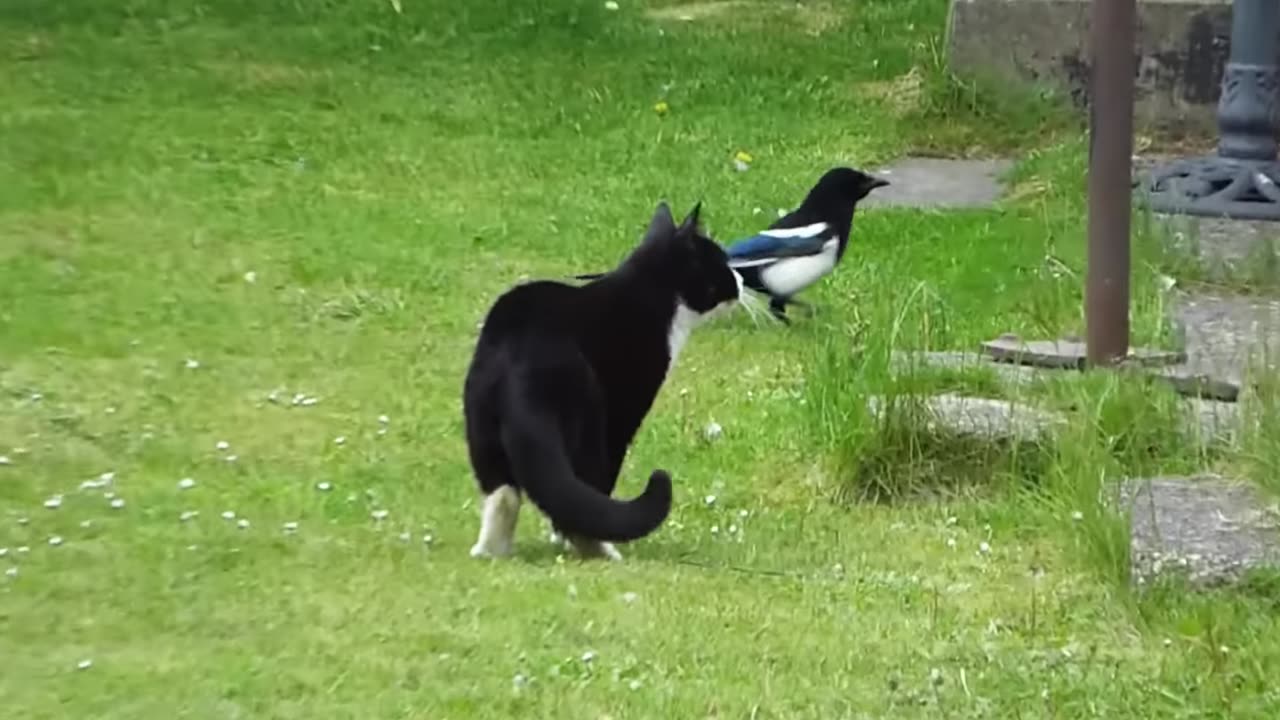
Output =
[{"x1": 1125, "y1": 475, "x2": 1280, "y2": 588}]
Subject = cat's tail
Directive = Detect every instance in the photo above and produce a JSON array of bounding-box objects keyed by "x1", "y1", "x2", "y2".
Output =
[{"x1": 500, "y1": 410, "x2": 672, "y2": 544}]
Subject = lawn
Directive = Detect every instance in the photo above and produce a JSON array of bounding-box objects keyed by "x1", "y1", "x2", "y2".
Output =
[{"x1": 2, "y1": 1, "x2": 1279, "y2": 717}]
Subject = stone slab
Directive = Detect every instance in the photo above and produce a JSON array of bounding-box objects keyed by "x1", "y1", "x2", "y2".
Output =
[
  {"x1": 1184, "y1": 397, "x2": 1242, "y2": 443},
  {"x1": 1149, "y1": 364, "x2": 1241, "y2": 402},
  {"x1": 862, "y1": 157, "x2": 1013, "y2": 209},
  {"x1": 1127, "y1": 475, "x2": 1280, "y2": 588},
  {"x1": 1172, "y1": 293, "x2": 1280, "y2": 395},
  {"x1": 890, "y1": 350, "x2": 1245, "y2": 445},
  {"x1": 981, "y1": 335, "x2": 1186, "y2": 370},
  {"x1": 889, "y1": 350, "x2": 1042, "y2": 387},
  {"x1": 1150, "y1": 211, "x2": 1280, "y2": 285},
  {"x1": 946, "y1": 0, "x2": 1237, "y2": 138},
  {"x1": 867, "y1": 393, "x2": 1066, "y2": 442}
]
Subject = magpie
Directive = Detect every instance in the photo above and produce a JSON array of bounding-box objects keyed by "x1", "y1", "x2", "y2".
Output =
[
  {"x1": 570, "y1": 167, "x2": 887, "y2": 322},
  {"x1": 725, "y1": 167, "x2": 888, "y2": 323}
]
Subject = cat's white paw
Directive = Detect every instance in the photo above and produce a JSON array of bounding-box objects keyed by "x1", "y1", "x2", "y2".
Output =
[
  {"x1": 570, "y1": 538, "x2": 623, "y2": 561},
  {"x1": 469, "y1": 540, "x2": 513, "y2": 558},
  {"x1": 599, "y1": 542, "x2": 623, "y2": 562}
]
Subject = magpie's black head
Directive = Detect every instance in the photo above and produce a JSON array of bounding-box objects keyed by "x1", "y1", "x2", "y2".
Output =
[
  {"x1": 623, "y1": 201, "x2": 741, "y2": 317},
  {"x1": 806, "y1": 166, "x2": 890, "y2": 206}
]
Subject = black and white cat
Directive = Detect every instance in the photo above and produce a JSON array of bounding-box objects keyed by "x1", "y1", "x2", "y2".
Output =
[{"x1": 462, "y1": 201, "x2": 742, "y2": 560}]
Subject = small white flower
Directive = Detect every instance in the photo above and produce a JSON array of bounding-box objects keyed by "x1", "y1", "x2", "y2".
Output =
[
  {"x1": 398, "y1": 532, "x2": 411, "y2": 542},
  {"x1": 48, "y1": 536, "x2": 63, "y2": 546},
  {"x1": 710, "y1": 525, "x2": 720, "y2": 534},
  {"x1": 110, "y1": 498, "x2": 125, "y2": 509},
  {"x1": 0, "y1": 548, "x2": 6, "y2": 557},
  {"x1": 378, "y1": 414, "x2": 390, "y2": 424},
  {"x1": 0, "y1": 456, "x2": 10, "y2": 466},
  {"x1": 704, "y1": 494, "x2": 716, "y2": 506},
  {"x1": 1070, "y1": 510, "x2": 1084, "y2": 522},
  {"x1": 376, "y1": 428, "x2": 388, "y2": 436},
  {"x1": 224, "y1": 454, "x2": 238, "y2": 463},
  {"x1": 334, "y1": 436, "x2": 347, "y2": 445},
  {"x1": 629, "y1": 679, "x2": 642, "y2": 690},
  {"x1": 1163, "y1": 638, "x2": 1173, "y2": 647},
  {"x1": 422, "y1": 534, "x2": 434, "y2": 545},
  {"x1": 703, "y1": 421, "x2": 723, "y2": 440},
  {"x1": 244, "y1": 271, "x2": 258, "y2": 284},
  {"x1": 581, "y1": 650, "x2": 596, "y2": 663},
  {"x1": 513, "y1": 673, "x2": 529, "y2": 689},
  {"x1": 728, "y1": 524, "x2": 738, "y2": 534},
  {"x1": 17, "y1": 546, "x2": 30, "y2": 554},
  {"x1": 184, "y1": 358, "x2": 200, "y2": 369},
  {"x1": 44, "y1": 495, "x2": 63, "y2": 509},
  {"x1": 178, "y1": 478, "x2": 196, "y2": 490},
  {"x1": 104, "y1": 491, "x2": 115, "y2": 499},
  {"x1": 77, "y1": 659, "x2": 93, "y2": 671},
  {"x1": 978, "y1": 541, "x2": 991, "y2": 555},
  {"x1": 604, "y1": 0, "x2": 619, "y2": 10},
  {"x1": 316, "y1": 481, "x2": 332, "y2": 492},
  {"x1": 738, "y1": 509, "x2": 750, "y2": 518},
  {"x1": 283, "y1": 522, "x2": 299, "y2": 534},
  {"x1": 292, "y1": 393, "x2": 306, "y2": 405},
  {"x1": 180, "y1": 511, "x2": 199, "y2": 522},
  {"x1": 104, "y1": 406, "x2": 116, "y2": 415},
  {"x1": 946, "y1": 538, "x2": 957, "y2": 548},
  {"x1": 752, "y1": 207, "x2": 763, "y2": 215},
  {"x1": 17, "y1": 517, "x2": 28, "y2": 525},
  {"x1": 300, "y1": 396, "x2": 318, "y2": 406},
  {"x1": 237, "y1": 518, "x2": 250, "y2": 529},
  {"x1": 621, "y1": 591, "x2": 638, "y2": 604},
  {"x1": 371, "y1": 509, "x2": 389, "y2": 521},
  {"x1": 776, "y1": 208, "x2": 787, "y2": 218},
  {"x1": 80, "y1": 520, "x2": 92, "y2": 528},
  {"x1": 4, "y1": 567, "x2": 16, "y2": 578},
  {"x1": 221, "y1": 510, "x2": 236, "y2": 520},
  {"x1": 216, "y1": 441, "x2": 230, "y2": 451},
  {"x1": 945, "y1": 516, "x2": 958, "y2": 526},
  {"x1": 1157, "y1": 274, "x2": 1177, "y2": 292}
]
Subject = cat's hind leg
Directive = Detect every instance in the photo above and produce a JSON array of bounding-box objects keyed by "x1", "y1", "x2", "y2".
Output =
[
  {"x1": 470, "y1": 485, "x2": 522, "y2": 558},
  {"x1": 567, "y1": 535, "x2": 624, "y2": 561}
]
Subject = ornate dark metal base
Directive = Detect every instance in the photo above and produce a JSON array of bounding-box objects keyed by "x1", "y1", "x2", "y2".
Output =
[{"x1": 1137, "y1": 156, "x2": 1280, "y2": 220}]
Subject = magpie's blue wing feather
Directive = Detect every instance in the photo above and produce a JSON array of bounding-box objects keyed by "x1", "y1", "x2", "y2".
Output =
[{"x1": 724, "y1": 224, "x2": 831, "y2": 265}]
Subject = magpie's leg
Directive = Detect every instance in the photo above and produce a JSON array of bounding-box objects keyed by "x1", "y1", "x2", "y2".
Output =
[
  {"x1": 786, "y1": 298, "x2": 819, "y2": 316},
  {"x1": 768, "y1": 296, "x2": 791, "y2": 325}
]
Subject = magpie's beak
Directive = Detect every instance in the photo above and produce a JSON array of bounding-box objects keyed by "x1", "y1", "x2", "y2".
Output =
[{"x1": 868, "y1": 177, "x2": 890, "y2": 190}]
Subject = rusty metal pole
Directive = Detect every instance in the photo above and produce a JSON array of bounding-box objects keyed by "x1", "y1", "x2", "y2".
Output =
[{"x1": 1086, "y1": 0, "x2": 1137, "y2": 366}]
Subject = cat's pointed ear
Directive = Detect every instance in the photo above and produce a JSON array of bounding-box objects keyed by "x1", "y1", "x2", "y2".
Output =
[
  {"x1": 641, "y1": 201, "x2": 678, "y2": 246},
  {"x1": 677, "y1": 201, "x2": 703, "y2": 238}
]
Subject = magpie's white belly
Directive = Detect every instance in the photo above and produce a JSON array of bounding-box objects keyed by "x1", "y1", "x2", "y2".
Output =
[{"x1": 759, "y1": 244, "x2": 837, "y2": 297}]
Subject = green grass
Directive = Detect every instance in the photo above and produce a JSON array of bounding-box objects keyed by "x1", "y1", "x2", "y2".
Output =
[{"x1": 3, "y1": 1, "x2": 1280, "y2": 717}]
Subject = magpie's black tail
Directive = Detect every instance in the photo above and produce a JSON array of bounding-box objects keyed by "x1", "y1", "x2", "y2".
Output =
[{"x1": 499, "y1": 403, "x2": 671, "y2": 543}]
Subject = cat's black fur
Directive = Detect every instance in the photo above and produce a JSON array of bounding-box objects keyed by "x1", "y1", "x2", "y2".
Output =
[{"x1": 462, "y1": 201, "x2": 741, "y2": 560}]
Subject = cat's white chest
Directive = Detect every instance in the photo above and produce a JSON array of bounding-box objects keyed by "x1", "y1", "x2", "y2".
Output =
[{"x1": 667, "y1": 301, "x2": 700, "y2": 373}]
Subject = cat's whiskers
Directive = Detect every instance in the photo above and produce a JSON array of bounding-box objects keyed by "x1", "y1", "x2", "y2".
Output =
[{"x1": 736, "y1": 290, "x2": 775, "y2": 326}]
